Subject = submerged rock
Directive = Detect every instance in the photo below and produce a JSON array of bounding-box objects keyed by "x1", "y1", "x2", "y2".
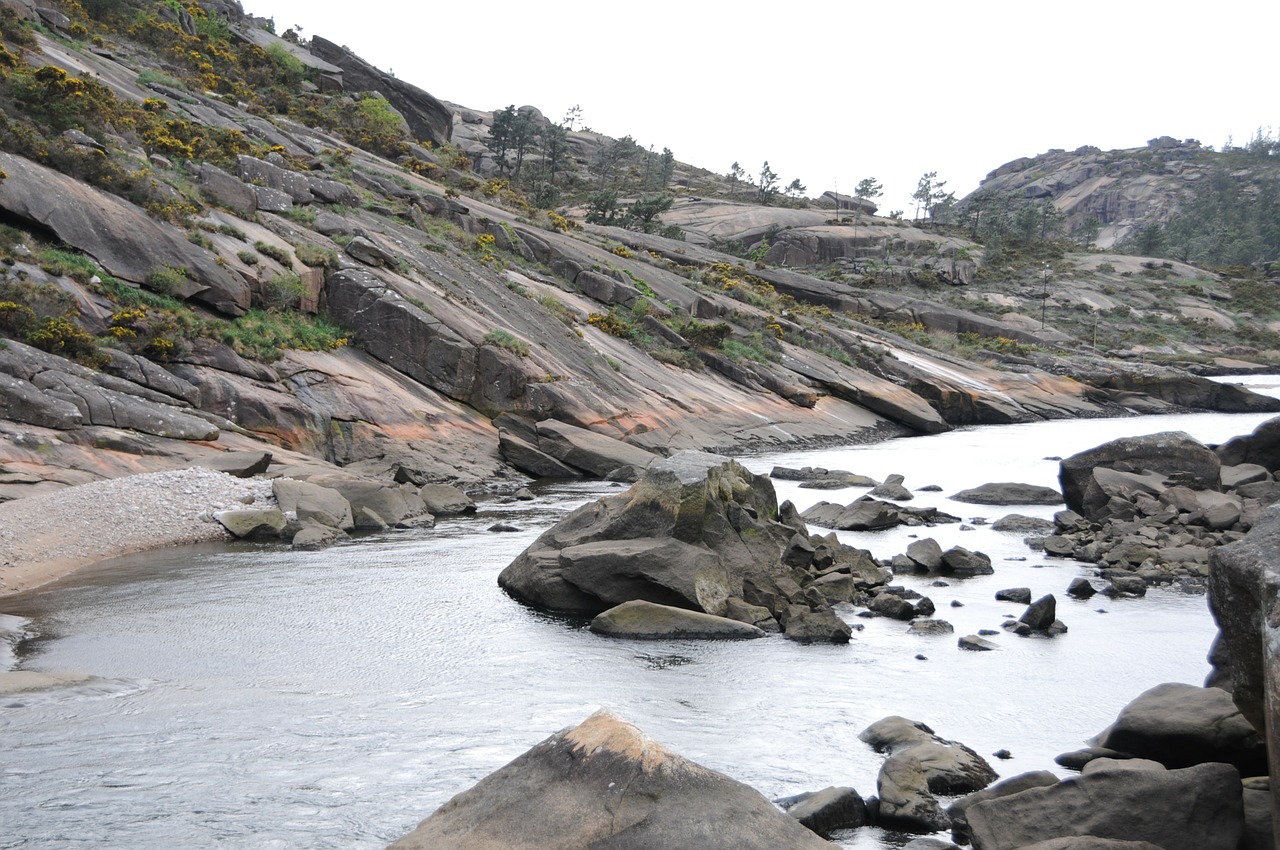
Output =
[
  {"x1": 589, "y1": 600, "x2": 765, "y2": 640},
  {"x1": 952, "y1": 482, "x2": 1064, "y2": 505}
]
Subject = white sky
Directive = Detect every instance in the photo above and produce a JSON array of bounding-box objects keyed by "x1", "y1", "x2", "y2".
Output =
[{"x1": 245, "y1": 0, "x2": 1276, "y2": 211}]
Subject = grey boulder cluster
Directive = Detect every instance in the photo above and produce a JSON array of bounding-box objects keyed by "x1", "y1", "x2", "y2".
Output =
[
  {"x1": 1041, "y1": 423, "x2": 1280, "y2": 593},
  {"x1": 216, "y1": 476, "x2": 473, "y2": 549},
  {"x1": 498, "y1": 451, "x2": 885, "y2": 643}
]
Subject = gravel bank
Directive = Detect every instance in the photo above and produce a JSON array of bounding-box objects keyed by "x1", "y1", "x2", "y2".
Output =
[{"x1": 0, "y1": 467, "x2": 276, "y2": 597}]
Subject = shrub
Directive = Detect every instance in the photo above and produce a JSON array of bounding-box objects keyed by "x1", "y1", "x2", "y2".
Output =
[
  {"x1": 254, "y1": 240, "x2": 293, "y2": 267},
  {"x1": 25, "y1": 315, "x2": 107, "y2": 367},
  {"x1": 295, "y1": 242, "x2": 338, "y2": 268},
  {"x1": 261, "y1": 271, "x2": 307, "y2": 309},
  {"x1": 483, "y1": 328, "x2": 529, "y2": 356},
  {"x1": 237, "y1": 249, "x2": 258, "y2": 265},
  {"x1": 147, "y1": 265, "x2": 188, "y2": 295},
  {"x1": 218, "y1": 309, "x2": 348, "y2": 362}
]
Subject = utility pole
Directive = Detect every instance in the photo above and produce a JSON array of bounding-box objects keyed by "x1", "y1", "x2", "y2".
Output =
[{"x1": 1040, "y1": 263, "x2": 1050, "y2": 329}]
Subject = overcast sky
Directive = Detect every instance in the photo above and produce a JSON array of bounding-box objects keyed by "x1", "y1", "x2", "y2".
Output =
[{"x1": 245, "y1": 0, "x2": 1275, "y2": 211}]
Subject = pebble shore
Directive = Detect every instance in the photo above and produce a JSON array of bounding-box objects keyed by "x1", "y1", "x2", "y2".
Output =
[{"x1": 0, "y1": 467, "x2": 276, "y2": 597}]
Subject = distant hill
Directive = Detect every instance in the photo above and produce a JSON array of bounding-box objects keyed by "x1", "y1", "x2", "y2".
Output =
[{"x1": 963, "y1": 135, "x2": 1280, "y2": 265}]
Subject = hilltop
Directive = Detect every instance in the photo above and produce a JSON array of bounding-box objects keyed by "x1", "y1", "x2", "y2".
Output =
[{"x1": 0, "y1": 0, "x2": 1277, "y2": 501}]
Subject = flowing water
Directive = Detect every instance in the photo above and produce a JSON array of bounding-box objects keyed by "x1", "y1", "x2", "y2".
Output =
[{"x1": 4, "y1": 377, "x2": 1279, "y2": 849}]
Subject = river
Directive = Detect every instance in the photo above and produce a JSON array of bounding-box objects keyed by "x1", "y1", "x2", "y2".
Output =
[{"x1": 3, "y1": 377, "x2": 1279, "y2": 850}]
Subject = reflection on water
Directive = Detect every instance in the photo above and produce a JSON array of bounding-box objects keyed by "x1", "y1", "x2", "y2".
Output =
[{"x1": 3, "y1": 391, "x2": 1277, "y2": 850}]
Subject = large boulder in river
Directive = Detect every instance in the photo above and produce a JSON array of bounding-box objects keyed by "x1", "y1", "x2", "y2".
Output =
[
  {"x1": 1059, "y1": 431, "x2": 1221, "y2": 521},
  {"x1": 498, "y1": 451, "x2": 804, "y2": 616},
  {"x1": 965, "y1": 761, "x2": 1243, "y2": 850},
  {"x1": 386, "y1": 709, "x2": 833, "y2": 850},
  {"x1": 860, "y1": 716, "x2": 997, "y2": 833},
  {"x1": 1090, "y1": 682, "x2": 1266, "y2": 774},
  {"x1": 499, "y1": 451, "x2": 856, "y2": 641}
]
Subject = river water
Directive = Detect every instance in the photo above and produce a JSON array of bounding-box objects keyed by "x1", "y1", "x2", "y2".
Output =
[{"x1": 4, "y1": 378, "x2": 1279, "y2": 850}]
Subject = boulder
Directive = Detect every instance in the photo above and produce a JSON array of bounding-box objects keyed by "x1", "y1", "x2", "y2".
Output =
[
  {"x1": 306, "y1": 474, "x2": 426, "y2": 530},
  {"x1": 386, "y1": 709, "x2": 834, "y2": 850},
  {"x1": 310, "y1": 36, "x2": 452, "y2": 147},
  {"x1": 995, "y1": 587, "x2": 1032, "y2": 604},
  {"x1": 802, "y1": 497, "x2": 959, "y2": 531},
  {"x1": 906, "y1": 538, "x2": 945, "y2": 570},
  {"x1": 965, "y1": 762, "x2": 1243, "y2": 850},
  {"x1": 991, "y1": 513, "x2": 1057, "y2": 533},
  {"x1": 861, "y1": 716, "x2": 997, "y2": 833},
  {"x1": 941, "y1": 546, "x2": 994, "y2": 577},
  {"x1": 1066, "y1": 577, "x2": 1098, "y2": 598},
  {"x1": 499, "y1": 453, "x2": 842, "y2": 640},
  {"x1": 589, "y1": 600, "x2": 765, "y2": 640},
  {"x1": 196, "y1": 451, "x2": 272, "y2": 478},
  {"x1": 785, "y1": 786, "x2": 868, "y2": 837},
  {"x1": 780, "y1": 607, "x2": 853, "y2": 644},
  {"x1": 273, "y1": 478, "x2": 355, "y2": 531},
  {"x1": 289, "y1": 520, "x2": 344, "y2": 550},
  {"x1": 876, "y1": 750, "x2": 951, "y2": 833},
  {"x1": 772, "y1": 466, "x2": 877, "y2": 488},
  {"x1": 908, "y1": 619, "x2": 955, "y2": 636},
  {"x1": 947, "y1": 770, "x2": 1061, "y2": 845},
  {"x1": 214, "y1": 507, "x2": 286, "y2": 540},
  {"x1": 498, "y1": 429, "x2": 582, "y2": 478},
  {"x1": 33, "y1": 371, "x2": 219, "y2": 440},
  {"x1": 1059, "y1": 432, "x2": 1221, "y2": 521},
  {"x1": 959, "y1": 634, "x2": 997, "y2": 651},
  {"x1": 0, "y1": 372, "x2": 83, "y2": 429},
  {"x1": 870, "y1": 473, "x2": 913, "y2": 501},
  {"x1": 534, "y1": 419, "x2": 659, "y2": 478},
  {"x1": 1018, "y1": 594, "x2": 1058, "y2": 631},
  {"x1": 418, "y1": 483, "x2": 476, "y2": 515},
  {"x1": 1091, "y1": 682, "x2": 1266, "y2": 774},
  {"x1": 1216, "y1": 415, "x2": 1280, "y2": 471},
  {"x1": 952, "y1": 482, "x2": 1064, "y2": 505}
]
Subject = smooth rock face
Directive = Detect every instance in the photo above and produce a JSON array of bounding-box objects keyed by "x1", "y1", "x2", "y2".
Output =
[
  {"x1": 1207, "y1": 501, "x2": 1280, "y2": 807},
  {"x1": 965, "y1": 762, "x2": 1243, "y2": 850},
  {"x1": 0, "y1": 152, "x2": 249, "y2": 315},
  {"x1": 589, "y1": 600, "x2": 765, "y2": 640},
  {"x1": 1091, "y1": 681, "x2": 1267, "y2": 774},
  {"x1": 386, "y1": 709, "x2": 833, "y2": 850}
]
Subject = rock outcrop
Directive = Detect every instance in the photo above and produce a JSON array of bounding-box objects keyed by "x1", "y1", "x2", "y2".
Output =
[
  {"x1": 0, "y1": 153, "x2": 250, "y2": 315},
  {"x1": 499, "y1": 451, "x2": 867, "y2": 642},
  {"x1": 387, "y1": 709, "x2": 834, "y2": 850},
  {"x1": 1207, "y1": 502, "x2": 1280, "y2": 832}
]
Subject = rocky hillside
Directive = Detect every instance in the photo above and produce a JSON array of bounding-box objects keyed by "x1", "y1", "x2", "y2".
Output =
[
  {"x1": 0, "y1": 0, "x2": 1277, "y2": 501},
  {"x1": 965, "y1": 135, "x2": 1280, "y2": 263}
]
